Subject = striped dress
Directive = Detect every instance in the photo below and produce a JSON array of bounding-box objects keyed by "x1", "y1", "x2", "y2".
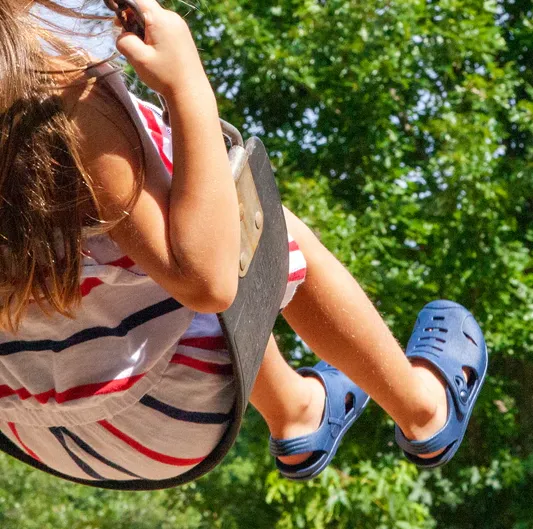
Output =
[{"x1": 0, "y1": 94, "x2": 307, "y2": 482}]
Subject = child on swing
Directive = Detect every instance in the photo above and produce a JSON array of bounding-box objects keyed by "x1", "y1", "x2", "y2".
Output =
[{"x1": 0, "y1": 0, "x2": 487, "y2": 483}]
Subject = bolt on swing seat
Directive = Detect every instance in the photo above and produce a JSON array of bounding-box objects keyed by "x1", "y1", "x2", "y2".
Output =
[{"x1": 0, "y1": 0, "x2": 289, "y2": 490}]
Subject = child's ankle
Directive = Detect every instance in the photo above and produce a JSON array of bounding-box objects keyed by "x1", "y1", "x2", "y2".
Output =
[
  {"x1": 267, "y1": 376, "x2": 325, "y2": 440},
  {"x1": 398, "y1": 362, "x2": 447, "y2": 441}
]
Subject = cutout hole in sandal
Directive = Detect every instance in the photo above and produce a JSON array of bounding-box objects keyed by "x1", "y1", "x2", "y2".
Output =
[
  {"x1": 345, "y1": 392, "x2": 355, "y2": 416},
  {"x1": 424, "y1": 327, "x2": 448, "y2": 333},
  {"x1": 456, "y1": 367, "x2": 476, "y2": 402},
  {"x1": 463, "y1": 332, "x2": 478, "y2": 347},
  {"x1": 463, "y1": 367, "x2": 476, "y2": 390}
]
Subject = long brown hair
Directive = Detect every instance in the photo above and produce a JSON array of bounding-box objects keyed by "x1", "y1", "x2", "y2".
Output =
[{"x1": 0, "y1": 0, "x2": 142, "y2": 332}]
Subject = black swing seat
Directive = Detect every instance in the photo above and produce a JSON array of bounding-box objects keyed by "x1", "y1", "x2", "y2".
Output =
[{"x1": 0, "y1": 127, "x2": 290, "y2": 490}]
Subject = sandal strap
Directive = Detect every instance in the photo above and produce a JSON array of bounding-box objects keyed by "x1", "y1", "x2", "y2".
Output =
[
  {"x1": 269, "y1": 361, "x2": 367, "y2": 460},
  {"x1": 269, "y1": 433, "x2": 325, "y2": 458},
  {"x1": 406, "y1": 350, "x2": 470, "y2": 418},
  {"x1": 395, "y1": 388, "x2": 459, "y2": 456}
]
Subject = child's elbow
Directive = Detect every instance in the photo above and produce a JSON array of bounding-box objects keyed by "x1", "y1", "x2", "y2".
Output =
[
  {"x1": 186, "y1": 275, "x2": 238, "y2": 313},
  {"x1": 198, "y1": 286, "x2": 237, "y2": 313}
]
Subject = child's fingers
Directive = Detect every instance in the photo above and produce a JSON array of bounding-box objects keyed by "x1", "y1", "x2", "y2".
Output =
[
  {"x1": 116, "y1": 31, "x2": 151, "y2": 61},
  {"x1": 128, "y1": 0, "x2": 163, "y2": 24},
  {"x1": 112, "y1": 0, "x2": 163, "y2": 36},
  {"x1": 114, "y1": 0, "x2": 164, "y2": 57},
  {"x1": 114, "y1": 0, "x2": 194, "y2": 95}
]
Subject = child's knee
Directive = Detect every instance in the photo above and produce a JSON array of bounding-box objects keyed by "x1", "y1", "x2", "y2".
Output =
[
  {"x1": 283, "y1": 206, "x2": 330, "y2": 262},
  {"x1": 283, "y1": 207, "x2": 317, "y2": 245}
]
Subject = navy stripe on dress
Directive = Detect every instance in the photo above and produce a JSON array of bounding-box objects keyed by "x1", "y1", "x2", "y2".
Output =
[
  {"x1": 50, "y1": 427, "x2": 105, "y2": 480},
  {"x1": 139, "y1": 395, "x2": 232, "y2": 424},
  {"x1": 58, "y1": 427, "x2": 142, "y2": 479},
  {"x1": 0, "y1": 298, "x2": 183, "y2": 356}
]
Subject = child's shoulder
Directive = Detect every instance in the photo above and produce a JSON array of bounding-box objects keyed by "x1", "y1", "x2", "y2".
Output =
[
  {"x1": 51, "y1": 59, "x2": 145, "y2": 220},
  {"x1": 57, "y1": 62, "x2": 138, "y2": 145}
]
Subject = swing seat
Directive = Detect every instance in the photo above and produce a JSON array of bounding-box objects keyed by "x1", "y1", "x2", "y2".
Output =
[{"x1": 0, "y1": 129, "x2": 289, "y2": 490}]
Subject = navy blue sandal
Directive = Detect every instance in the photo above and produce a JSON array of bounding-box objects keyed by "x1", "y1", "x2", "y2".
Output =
[
  {"x1": 395, "y1": 300, "x2": 488, "y2": 468},
  {"x1": 269, "y1": 361, "x2": 370, "y2": 481}
]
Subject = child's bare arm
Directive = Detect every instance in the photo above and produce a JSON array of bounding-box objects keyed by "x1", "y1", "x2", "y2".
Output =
[
  {"x1": 72, "y1": 79, "x2": 239, "y2": 313},
  {"x1": 115, "y1": 1, "x2": 241, "y2": 313},
  {"x1": 162, "y1": 86, "x2": 240, "y2": 311}
]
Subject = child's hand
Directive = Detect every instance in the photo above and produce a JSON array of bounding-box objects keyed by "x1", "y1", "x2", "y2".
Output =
[{"x1": 116, "y1": 0, "x2": 210, "y2": 99}]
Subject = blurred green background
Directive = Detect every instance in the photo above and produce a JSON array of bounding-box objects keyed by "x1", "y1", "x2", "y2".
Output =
[{"x1": 1, "y1": 0, "x2": 532, "y2": 527}]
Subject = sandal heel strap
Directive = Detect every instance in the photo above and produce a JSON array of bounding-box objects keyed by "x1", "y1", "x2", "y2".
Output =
[
  {"x1": 269, "y1": 435, "x2": 321, "y2": 457},
  {"x1": 395, "y1": 425, "x2": 457, "y2": 456},
  {"x1": 395, "y1": 389, "x2": 459, "y2": 456}
]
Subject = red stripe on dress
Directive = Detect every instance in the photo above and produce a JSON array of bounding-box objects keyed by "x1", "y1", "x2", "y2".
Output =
[
  {"x1": 0, "y1": 385, "x2": 19, "y2": 399},
  {"x1": 0, "y1": 374, "x2": 145, "y2": 405},
  {"x1": 8, "y1": 422, "x2": 41, "y2": 461},
  {"x1": 106, "y1": 255, "x2": 136, "y2": 268},
  {"x1": 288, "y1": 240, "x2": 300, "y2": 252},
  {"x1": 98, "y1": 420, "x2": 205, "y2": 466},
  {"x1": 80, "y1": 255, "x2": 136, "y2": 297},
  {"x1": 137, "y1": 103, "x2": 173, "y2": 174},
  {"x1": 0, "y1": 386, "x2": 31, "y2": 400},
  {"x1": 80, "y1": 277, "x2": 103, "y2": 297},
  {"x1": 170, "y1": 353, "x2": 232, "y2": 375},
  {"x1": 178, "y1": 336, "x2": 227, "y2": 350},
  {"x1": 288, "y1": 268, "x2": 306, "y2": 282}
]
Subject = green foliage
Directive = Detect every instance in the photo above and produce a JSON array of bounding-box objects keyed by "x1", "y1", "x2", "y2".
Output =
[
  {"x1": 265, "y1": 457, "x2": 436, "y2": 529},
  {"x1": 0, "y1": 453, "x2": 201, "y2": 529},
  {"x1": 1, "y1": 0, "x2": 532, "y2": 527}
]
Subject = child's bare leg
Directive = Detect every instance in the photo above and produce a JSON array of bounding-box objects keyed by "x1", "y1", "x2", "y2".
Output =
[
  {"x1": 250, "y1": 336, "x2": 326, "y2": 465},
  {"x1": 281, "y1": 208, "x2": 450, "y2": 455}
]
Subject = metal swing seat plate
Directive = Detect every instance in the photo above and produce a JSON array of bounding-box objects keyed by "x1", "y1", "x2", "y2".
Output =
[{"x1": 0, "y1": 136, "x2": 289, "y2": 490}]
